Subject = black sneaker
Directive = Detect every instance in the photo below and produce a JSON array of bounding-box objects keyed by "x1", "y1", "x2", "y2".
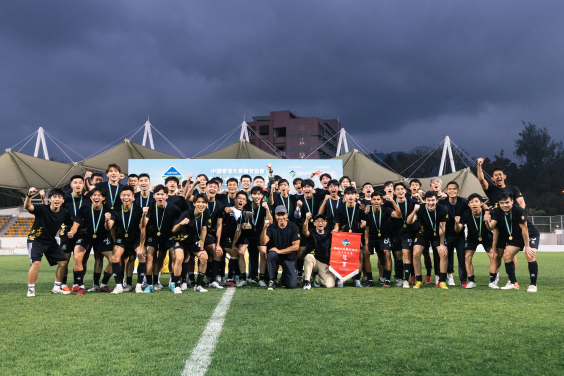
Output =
[
  {"x1": 251, "y1": 278, "x2": 259, "y2": 284},
  {"x1": 364, "y1": 280, "x2": 375, "y2": 287},
  {"x1": 267, "y1": 280, "x2": 275, "y2": 291}
]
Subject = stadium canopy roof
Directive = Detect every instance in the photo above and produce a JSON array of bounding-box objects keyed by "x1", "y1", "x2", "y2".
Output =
[
  {"x1": 194, "y1": 140, "x2": 280, "y2": 159},
  {"x1": 415, "y1": 168, "x2": 485, "y2": 199},
  {"x1": 332, "y1": 149, "x2": 403, "y2": 186},
  {"x1": 79, "y1": 139, "x2": 181, "y2": 174}
]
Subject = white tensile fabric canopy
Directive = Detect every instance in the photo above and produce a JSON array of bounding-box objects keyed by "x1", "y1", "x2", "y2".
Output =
[
  {"x1": 415, "y1": 168, "x2": 485, "y2": 199},
  {"x1": 194, "y1": 140, "x2": 280, "y2": 159},
  {"x1": 331, "y1": 149, "x2": 403, "y2": 186}
]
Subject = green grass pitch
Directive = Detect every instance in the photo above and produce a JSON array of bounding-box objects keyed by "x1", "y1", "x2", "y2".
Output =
[{"x1": 1, "y1": 252, "x2": 563, "y2": 375}]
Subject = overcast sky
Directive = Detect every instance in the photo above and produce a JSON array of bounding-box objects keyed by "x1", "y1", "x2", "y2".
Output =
[{"x1": 1, "y1": 1, "x2": 563, "y2": 164}]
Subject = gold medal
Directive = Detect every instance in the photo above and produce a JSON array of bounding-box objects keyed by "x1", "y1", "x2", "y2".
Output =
[
  {"x1": 378, "y1": 233, "x2": 381, "y2": 237},
  {"x1": 93, "y1": 234, "x2": 97, "y2": 239},
  {"x1": 111, "y1": 207, "x2": 114, "y2": 210},
  {"x1": 349, "y1": 229, "x2": 352, "y2": 233},
  {"x1": 310, "y1": 219, "x2": 313, "y2": 222},
  {"x1": 403, "y1": 224, "x2": 407, "y2": 228},
  {"x1": 509, "y1": 236, "x2": 513, "y2": 240},
  {"x1": 434, "y1": 232, "x2": 437, "y2": 236},
  {"x1": 478, "y1": 237, "x2": 482, "y2": 241},
  {"x1": 157, "y1": 232, "x2": 161, "y2": 236},
  {"x1": 125, "y1": 233, "x2": 129, "y2": 238}
]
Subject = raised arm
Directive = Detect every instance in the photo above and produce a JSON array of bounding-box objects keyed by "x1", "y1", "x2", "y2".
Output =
[
  {"x1": 260, "y1": 219, "x2": 270, "y2": 246},
  {"x1": 24, "y1": 187, "x2": 37, "y2": 213},
  {"x1": 303, "y1": 212, "x2": 311, "y2": 237},
  {"x1": 389, "y1": 199, "x2": 402, "y2": 219},
  {"x1": 477, "y1": 158, "x2": 489, "y2": 191},
  {"x1": 406, "y1": 204, "x2": 420, "y2": 225}
]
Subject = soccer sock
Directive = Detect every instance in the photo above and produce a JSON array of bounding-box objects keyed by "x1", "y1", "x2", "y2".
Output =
[
  {"x1": 172, "y1": 275, "x2": 181, "y2": 285},
  {"x1": 211, "y1": 260, "x2": 220, "y2": 281},
  {"x1": 74, "y1": 270, "x2": 84, "y2": 287},
  {"x1": 528, "y1": 261, "x2": 538, "y2": 285},
  {"x1": 240, "y1": 272, "x2": 247, "y2": 281},
  {"x1": 146, "y1": 274, "x2": 153, "y2": 286},
  {"x1": 196, "y1": 272, "x2": 205, "y2": 287},
  {"x1": 137, "y1": 262, "x2": 146, "y2": 285},
  {"x1": 28, "y1": 284, "x2": 35, "y2": 289},
  {"x1": 157, "y1": 272, "x2": 161, "y2": 284},
  {"x1": 366, "y1": 272, "x2": 373, "y2": 282},
  {"x1": 93, "y1": 272, "x2": 101, "y2": 286},
  {"x1": 54, "y1": 281, "x2": 62, "y2": 288},
  {"x1": 259, "y1": 273, "x2": 266, "y2": 281},
  {"x1": 228, "y1": 259, "x2": 237, "y2": 280},
  {"x1": 189, "y1": 272, "x2": 196, "y2": 284},
  {"x1": 384, "y1": 269, "x2": 391, "y2": 283},
  {"x1": 410, "y1": 264, "x2": 415, "y2": 276},
  {"x1": 394, "y1": 259, "x2": 403, "y2": 280},
  {"x1": 101, "y1": 271, "x2": 112, "y2": 286},
  {"x1": 425, "y1": 262, "x2": 432, "y2": 277},
  {"x1": 490, "y1": 272, "x2": 497, "y2": 283},
  {"x1": 62, "y1": 272, "x2": 68, "y2": 285},
  {"x1": 126, "y1": 276, "x2": 133, "y2": 286},
  {"x1": 468, "y1": 275, "x2": 475, "y2": 282},
  {"x1": 416, "y1": 275, "x2": 422, "y2": 282},
  {"x1": 504, "y1": 261, "x2": 517, "y2": 284},
  {"x1": 404, "y1": 263, "x2": 412, "y2": 281},
  {"x1": 181, "y1": 263, "x2": 189, "y2": 284},
  {"x1": 296, "y1": 258, "x2": 304, "y2": 277},
  {"x1": 439, "y1": 272, "x2": 447, "y2": 283},
  {"x1": 206, "y1": 261, "x2": 213, "y2": 279},
  {"x1": 112, "y1": 263, "x2": 123, "y2": 285}
]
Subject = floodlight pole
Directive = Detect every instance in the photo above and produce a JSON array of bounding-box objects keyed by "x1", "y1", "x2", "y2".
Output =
[
  {"x1": 336, "y1": 128, "x2": 349, "y2": 156},
  {"x1": 438, "y1": 136, "x2": 456, "y2": 176},
  {"x1": 239, "y1": 121, "x2": 250, "y2": 142},
  {"x1": 34, "y1": 127, "x2": 49, "y2": 160},
  {"x1": 142, "y1": 117, "x2": 155, "y2": 149}
]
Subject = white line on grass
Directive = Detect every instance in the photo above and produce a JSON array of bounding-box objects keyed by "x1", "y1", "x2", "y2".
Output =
[{"x1": 182, "y1": 288, "x2": 236, "y2": 376}]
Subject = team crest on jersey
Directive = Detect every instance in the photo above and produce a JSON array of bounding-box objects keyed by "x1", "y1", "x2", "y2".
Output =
[
  {"x1": 446, "y1": 214, "x2": 449, "y2": 218},
  {"x1": 342, "y1": 239, "x2": 350, "y2": 247},
  {"x1": 521, "y1": 216, "x2": 525, "y2": 220},
  {"x1": 116, "y1": 239, "x2": 122, "y2": 244},
  {"x1": 61, "y1": 245, "x2": 67, "y2": 250},
  {"x1": 148, "y1": 238, "x2": 153, "y2": 242}
]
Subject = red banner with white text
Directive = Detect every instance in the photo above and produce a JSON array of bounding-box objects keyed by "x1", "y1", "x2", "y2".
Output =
[{"x1": 328, "y1": 232, "x2": 361, "y2": 281}]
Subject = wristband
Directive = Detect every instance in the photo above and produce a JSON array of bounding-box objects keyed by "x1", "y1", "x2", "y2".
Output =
[{"x1": 27, "y1": 194, "x2": 34, "y2": 197}]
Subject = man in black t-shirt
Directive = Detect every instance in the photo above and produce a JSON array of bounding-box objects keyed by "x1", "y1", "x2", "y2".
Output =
[
  {"x1": 485, "y1": 192, "x2": 540, "y2": 292},
  {"x1": 261, "y1": 206, "x2": 301, "y2": 290},
  {"x1": 203, "y1": 180, "x2": 226, "y2": 289},
  {"x1": 295, "y1": 179, "x2": 323, "y2": 281},
  {"x1": 407, "y1": 191, "x2": 449, "y2": 289},
  {"x1": 302, "y1": 213, "x2": 335, "y2": 289},
  {"x1": 220, "y1": 191, "x2": 248, "y2": 287},
  {"x1": 318, "y1": 180, "x2": 342, "y2": 232},
  {"x1": 24, "y1": 187, "x2": 74, "y2": 297},
  {"x1": 455, "y1": 193, "x2": 493, "y2": 289},
  {"x1": 86, "y1": 164, "x2": 126, "y2": 211},
  {"x1": 135, "y1": 173, "x2": 155, "y2": 209}
]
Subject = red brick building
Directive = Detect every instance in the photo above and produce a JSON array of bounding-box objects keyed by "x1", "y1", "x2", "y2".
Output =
[{"x1": 246, "y1": 110, "x2": 340, "y2": 159}]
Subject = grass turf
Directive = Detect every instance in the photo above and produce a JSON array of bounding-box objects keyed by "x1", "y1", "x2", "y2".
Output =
[{"x1": 0, "y1": 252, "x2": 563, "y2": 375}]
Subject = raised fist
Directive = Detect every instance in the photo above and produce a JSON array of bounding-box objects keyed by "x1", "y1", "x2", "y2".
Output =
[
  {"x1": 181, "y1": 218, "x2": 190, "y2": 225},
  {"x1": 85, "y1": 171, "x2": 92, "y2": 179},
  {"x1": 296, "y1": 200, "x2": 303, "y2": 208},
  {"x1": 119, "y1": 174, "x2": 125, "y2": 180},
  {"x1": 414, "y1": 204, "x2": 420, "y2": 212},
  {"x1": 187, "y1": 173, "x2": 194, "y2": 180},
  {"x1": 455, "y1": 216, "x2": 460, "y2": 223},
  {"x1": 305, "y1": 212, "x2": 312, "y2": 220},
  {"x1": 262, "y1": 201, "x2": 269, "y2": 210},
  {"x1": 143, "y1": 206, "x2": 149, "y2": 215},
  {"x1": 324, "y1": 195, "x2": 330, "y2": 202},
  {"x1": 264, "y1": 219, "x2": 270, "y2": 227},
  {"x1": 105, "y1": 212, "x2": 112, "y2": 221},
  {"x1": 28, "y1": 187, "x2": 37, "y2": 196},
  {"x1": 39, "y1": 190, "x2": 45, "y2": 198},
  {"x1": 267, "y1": 164, "x2": 273, "y2": 173},
  {"x1": 477, "y1": 158, "x2": 484, "y2": 167}
]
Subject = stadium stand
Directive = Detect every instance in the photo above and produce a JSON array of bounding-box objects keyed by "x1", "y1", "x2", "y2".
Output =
[{"x1": 5, "y1": 217, "x2": 34, "y2": 237}]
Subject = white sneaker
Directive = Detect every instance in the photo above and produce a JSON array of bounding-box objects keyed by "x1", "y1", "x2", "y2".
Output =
[
  {"x1": 258, "y1": 280, "x2": 267, "y2": 287},
  {"x1": 135, "y1": 284, "x2": 143, "y2": 293},
  {"x1": 336, "y1": 279, "x2": 343, "y2": 287},
  {"x1": 123, "y1": 285, "x2": 132, "y2": 292},
  {"x1": 447, "y1": 275, "x2": 455, "y2": 286},
  {"x1": 194, "y1": 285, "x2": 208, "y2": 292},
  {"x1": 313, "y1": 280, "x2": 321, "y2": 288},
  {"x1": 495, "y1": 272, "x2": 499, "y2": 284},
  {"x1": 237, "y1": 279, "x2": 247, "y2": 287},
  {"x1": 395, "y1": 279, "x2": 404, "y2": 287},
  {"x1": 435, "y1": 276, "x2": 439, "y2": 285},
  {"x1": 208, "y1": 281, "x2": 223, "y2": 289},
  {"x1": 466, "y1": 281, "x2": 477, "y2": 289},
  {"x1": 87, "y1": 285, "x2": 99, "y2": 293},
  {"x1": 181, "y1": 283, "x2": 188, "y2": 291},
  {"x1": 527, "y1": 285, "x2": 537, "y2": 292},
  {"x1": 154, "y1": 283, "x2": 163, "y2": 291},
  {"x1": 488, "y1": 282, "x2": 499, "y2": 289},
  {"x1": 52, "y1": 285, "x2": 70, "y2": 295},
  {"x1": 27, "y1": 288, "x2": 35, "y2": 297},
  {"x1": 500, "y1": 283, "x2": 519, "y2": 290},
  {"x1": 303, "y1": 284, "x2": 311, "y2": 290},
  {"x1": 111, "y1": 284, "x2": 124, "y2": 294},
  {"x1": 174, "y1": 286, "x2": 182, "y2": 294},
  {"x1": 402, "y1": 280, "x2": 410, "y2": 289}
]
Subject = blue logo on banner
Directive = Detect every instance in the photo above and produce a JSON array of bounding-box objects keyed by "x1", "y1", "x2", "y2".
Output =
[
  {"x1": 162, "y1": 166, "x2": 183, "y2": 182},
  {"x1": 289, "y1": 170, "x2": 296, "y2": 178},
  {"x1": 342, "y1": 239, "x2": 350, "y2": 247}
]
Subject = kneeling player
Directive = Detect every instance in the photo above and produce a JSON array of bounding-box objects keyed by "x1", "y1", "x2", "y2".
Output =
[
  {"x1": 485, "y1": 193, "x2": 539, "y2": 292},
  {"x1": 302, "y1": 213, "x2": 335, "y2": 289},
  {"x1": 455, "y1": 194, "x2": 492, "y2": 289}
]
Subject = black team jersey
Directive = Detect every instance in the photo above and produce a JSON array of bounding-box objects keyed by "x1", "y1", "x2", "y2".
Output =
[
  {"x1": 167, "y1": 194, "x2": 191, "y2": 212},
  {"x1": 272, "y1": 193, "x2": 298, "y2": 223},
  {"x1": 459, "y1": 209, "x2": 492, "y2": 244},
  {"x1": 73, "y1": 205, "x2": 115, "y2": 240},
  {"x1": 491, "y1": 205, "x2": 540, "y2": 241},
  {"x1": 485, "y1": 184, "x2": 523, "y2": 209},
  {"x1": 415, "y1": 204, "x2": 449, "y2": 239},
  {"x1": 27, "y1": 205, "x2": 73, "y2": 244},
  {"x1": 135, "y1": 191, "x2": 156, "y2": 208},
  {"x1": 206, "y1": 199, "x2": 225, "y2": 237},
  {"x1": 113, "y1": 205, "x2": 143, "y2": 241},
  {"x1": 366, "y1": 206, "x2": 393, "y2": 239},
  {"x1": 174, "y1": 209, "x2": 211, "y2": 245},
  {"x1": 60, "y1": 194, "x2": 90, "y2": 236},
  {"x1": 94, "y1": 182, "x2": 126, "y2": 210},
  {"x1": 145, "y1": 203, "x2": 181, "y2": 239},
  {"x1": 437, "y1": 197, "x2": 469, "y2": 238},
  {"x1": 385, "y1": 198, "x2": 417, "y2": 239},
  {"x1": 334, "y1": 203, "x2": 364, "y2": 234}
]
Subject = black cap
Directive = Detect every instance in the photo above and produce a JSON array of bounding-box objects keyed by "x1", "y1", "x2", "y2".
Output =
[{"x1": 313, "y1": 214, "x2": 326, "y2": 221}]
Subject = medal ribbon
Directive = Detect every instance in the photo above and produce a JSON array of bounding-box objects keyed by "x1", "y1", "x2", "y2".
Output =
[
  {"x1": 195, "y1": 210, "x2": 204, "y2": 240},
  {"x1": 156, "y1": 202, "x2": 167, "y2": 234},
  {"x1": 91, "y1": 206, "x2": 103, "y2": 235},
  {"x1": 472, "y1": 210, "x2": 482, "y2": 238},
  {"x1": 140, "y1": 192, "x2": 151, "y2": 207},
  {"x1": 426, "y1": 206, "x2": 437, "y2": 234},
  {"x1": 329, "y1": 198, "x2": 339, "y2": 218},
  {"x1": 108, "y1": 182, "x2": 118, "y2": 208},
  {"x1": 304, "y1": 196, "x2": 314, "y2": 215},
  {"x1": 72, "y1": 195, "x2": 82, "y2": 216},
  {"x1": 372, "y1": 207, "x2": 381, "y2": 234},
  {"x1": 252, "y1": 204, "x2": 261, "y2": 227},
  {"x1": 346, "y1": 205, "x2": 356, "y2": 231},
  {"x1": 396, "y1": 198, "x2": 408, "y2": 226},
  {"x1": 504, "y1": 211, "x2": 513, "y2": 238},
  {"x1": 122, "y1": 206, "x2": 133, "y2": 235}
]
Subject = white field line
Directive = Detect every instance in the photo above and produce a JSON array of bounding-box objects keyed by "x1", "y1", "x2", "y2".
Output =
[{"x1": 181, "y1": 288, "x2": 236, "y2": 376}]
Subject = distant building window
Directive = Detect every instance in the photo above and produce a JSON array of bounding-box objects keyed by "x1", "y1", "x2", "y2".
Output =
[
  {"x1": 273, "y1": 127, "x2": 286, "y2": 138},
  {"x1": 260, "y1": 125, "x2": 269, "y2": 136},
  {"x1": 248, "y1": 126, "x2": 256, "y2": 137},
  {"x1": 299, "y1": 125, "x2": 305, "y2": 131}
]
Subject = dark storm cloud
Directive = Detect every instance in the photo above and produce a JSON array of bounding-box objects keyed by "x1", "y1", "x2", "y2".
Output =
[{"x1": 0, "y1": 1, "x2": 563, "y2": 162}]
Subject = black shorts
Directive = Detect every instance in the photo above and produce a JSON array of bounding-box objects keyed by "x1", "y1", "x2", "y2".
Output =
[
  {"x1": 75, "y1": 237, "x2": 114, "y2": 254},
  {"x1": 506, "y1": 234, "x2": 540, "y2": 250},
  {"x1": 390, "y1": 235, "x2": 413, "y2": 252},
  {"x1": 414, "y1": 235, "x2": 441, "y2": 249},
  {"x1": 368, "y1": 238, "x2": 392, "y2": 255},
  {"x1": 114, "y1": 238, "x2": 140, "y2": 255},
  {"x1": 59, "y1": 235, "x2": 78, "y2": 254},
  {"x1": 465, "y1": 241, "x2": 493, "y2": 253},
  {"x1": 173, "y1": 240, "x2": 202, "y2": 254},
  {"x1": 146, "y1": 235, "x2": 173, "y2": 251},
  {"x1": 204, "y1": 234, "x2": 216, "y2": 247},
  {"x1": 27, "y1": 242, "x2": 66, "y2": 266}
]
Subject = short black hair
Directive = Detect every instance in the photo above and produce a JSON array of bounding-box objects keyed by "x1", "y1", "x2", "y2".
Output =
[
  {"x1": 236, "y1": 190, "x2": 248, "y2": 199},
  {"x1": 214, "y1": 177, "x2": 223, "y2": 184},
  {"x1": 164, "y1": 176, "x2": 179, "y2": 185},
  {"x1": 49, "y1": 188, "x2": 65, "y2": 198},
  {"x1": 498, "y1": 192, "x2": 512, "y2": 201},
  {"x1": 128, "y1": 174, "x2": 139, "y2": 179},
  {"x1": 293, "y1": 178, "x2": 303, "y2": 185},
  {"x1": 446, "y1": 181, "x2": 459, "y2": 189},
  {"x1": 339, "y1": 176, "x2": 351, "y2": 185},
  {"x1": 492, "y1": 168, "x2": 505, "y2": 175},
  {"x1": 192, "y1": 193, "x2": 208, "y2": 203},
  {"x1": 320, "y1": 173, "x2": 332, "y2": 180},
  {"x1": 196, "y1": 174, "x2": 209, "y2": 181},
  {"x1": 120, "y1": 186, "x2": 134, "y2": 195},
  {"x1": 371, "y1": 191, "x2": 384, "y2": 198},
  {"x1": 393, "y1": 182, "x2": 406, "y2": 190},
  {"x1": 253, "y1": 176, "x2": 264, "y2": 182},
  {"x1": 278, "y1": 179, "x2": 289, "y2": 186},
  {"x1": 92, "y1": 172, "x2": 103, "y2": 179},
  {"x1": 424, "y1": 191, "x2": 437, "y2": 200},
  {"x1": 362, "y1": 182, "x2": 373, "y2": 188},
  {"x1": 383, "y1": 181, "x2": 394, "y2": 188},
  {"x1": 89, "y1": 187, "x2": 105, "y2": 197},
  {"x1": 273, "y1": 175, "x2": 282, "y2": 182},
  {"x1": 207, "y1": 180, "x2": 219, "y2": 187},
  {"x1": 344, "y1": 186, "x2": 356, "y2": 195},
  {"x1": 153, "y1": 184, "x2": 168, "y2": 194},
  {"x1": 328, "y1": 179, "x2": 340, "y2": 187},
  {"x1": 138, "y1": 173, "x2": 150, "y2": 180},
  {"x1": 240, "y1": 174, "x2": 252, "y2": 182},
  {"x1": 467, "y1": 193, "x2": 482, "y2": 202},
  {"x1": 250, "y1": 186, "x2": 264, "y2": 195},
  {"x1": 410, "y1": 179, "x2": 421, "y2": 186},
  {"x1": 302, "y1": 179, "x2": 315, "y2": 188},
  {"x1": 69, "y1": 175, "x2": 84, "y2": 183},
  {"x1": 105, "y1": 164, "x2": 121, "y2": 173},
  {"x1": 227, "y1": 177, "x2": 239, "y2": 185}
]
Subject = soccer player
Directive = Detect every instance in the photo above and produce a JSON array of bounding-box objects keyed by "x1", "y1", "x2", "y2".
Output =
[
  {"x1": 108, "y1": 186, "x2": 146, "y2": 294},
  {"x1": 318, "y1": 179, "x2": 341, "y2": 231},
  {"x1": 203, "y1": 180, "x2": 226, "y2": 289},
  {"x1": 485, "y1": 193, "x2": 539, "y2": 292},
  {"x1": 333, "y1": 186, "x2": 366, "y2": 287},
  {"x1": 87, "y1": 164, "x2": 126, "y2": 211},
  {"x1": 407, "y1": 191, "x2": 450, "y2": 289},
  {"x1": 310, "y1": 171, "x2": 331, "y2": 196},
  {"x1": 216, "y1": 177, "x2": 239, "y2": 206},
  {"x1": 365, "y1": 191, "x2": 402, "y2": 287},
  {"x1": 295, "y1": 179, "x2": 322, "y2": 282},
  {"x1": 261, "y1": 205, "x2": 301, "y2": 290},
  {"x1": 135, "y1": 173, "x2": 155, "y2": 208},
  {"x1": 193, "y1": 174, "x2": 209, "y2": 194},
  {"x1": 241, "y1": 186, "x2": 273, "y2": 287},
  {"x1": 454, "y1": 193, "x2": 492, "y2": 289},
  {"x1": 429, "y1": 177, "x2": 447, "y2": 200},
  {"x1": 142, "y1": 185, "x2": 182, "y2": 292},
  {"x1": 59, "y1": 175, "x2": 90, "y2": 293},
  {"x1": 24, "y1": 187, "x2": 74, "y2": 297},
  {"x1": 67, "y1": 188, "x2": 116, "y2": 294},
  {"x1": 240, "y1": 174, "x2": 252, "y2": 196},
  {"x1": 172, "y1": 193, "x2": 211, "y2": 293},
  {"x1": 302, "y1": 213, "x2": 335, "y2": 289},
  {"x1": 270, "y1": 179, "x2": 298, "y2": 223},
  {"x1": 221, "y1": 191, "x2": 248, "y2": 287},
  {"x1": 437, "y1": 181, "x2": 469, "y2": 287},
  {"x1": 128, "y1": 174, "x2": 139, "y2": 192},
  {"x1": 293, "y1": 178, "x2": 303, "y2": 195}
]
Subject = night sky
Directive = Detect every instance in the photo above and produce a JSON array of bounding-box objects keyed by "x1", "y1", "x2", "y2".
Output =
[{"x1": 1, "y1": 1, "x2": 563, "y2": 163}]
